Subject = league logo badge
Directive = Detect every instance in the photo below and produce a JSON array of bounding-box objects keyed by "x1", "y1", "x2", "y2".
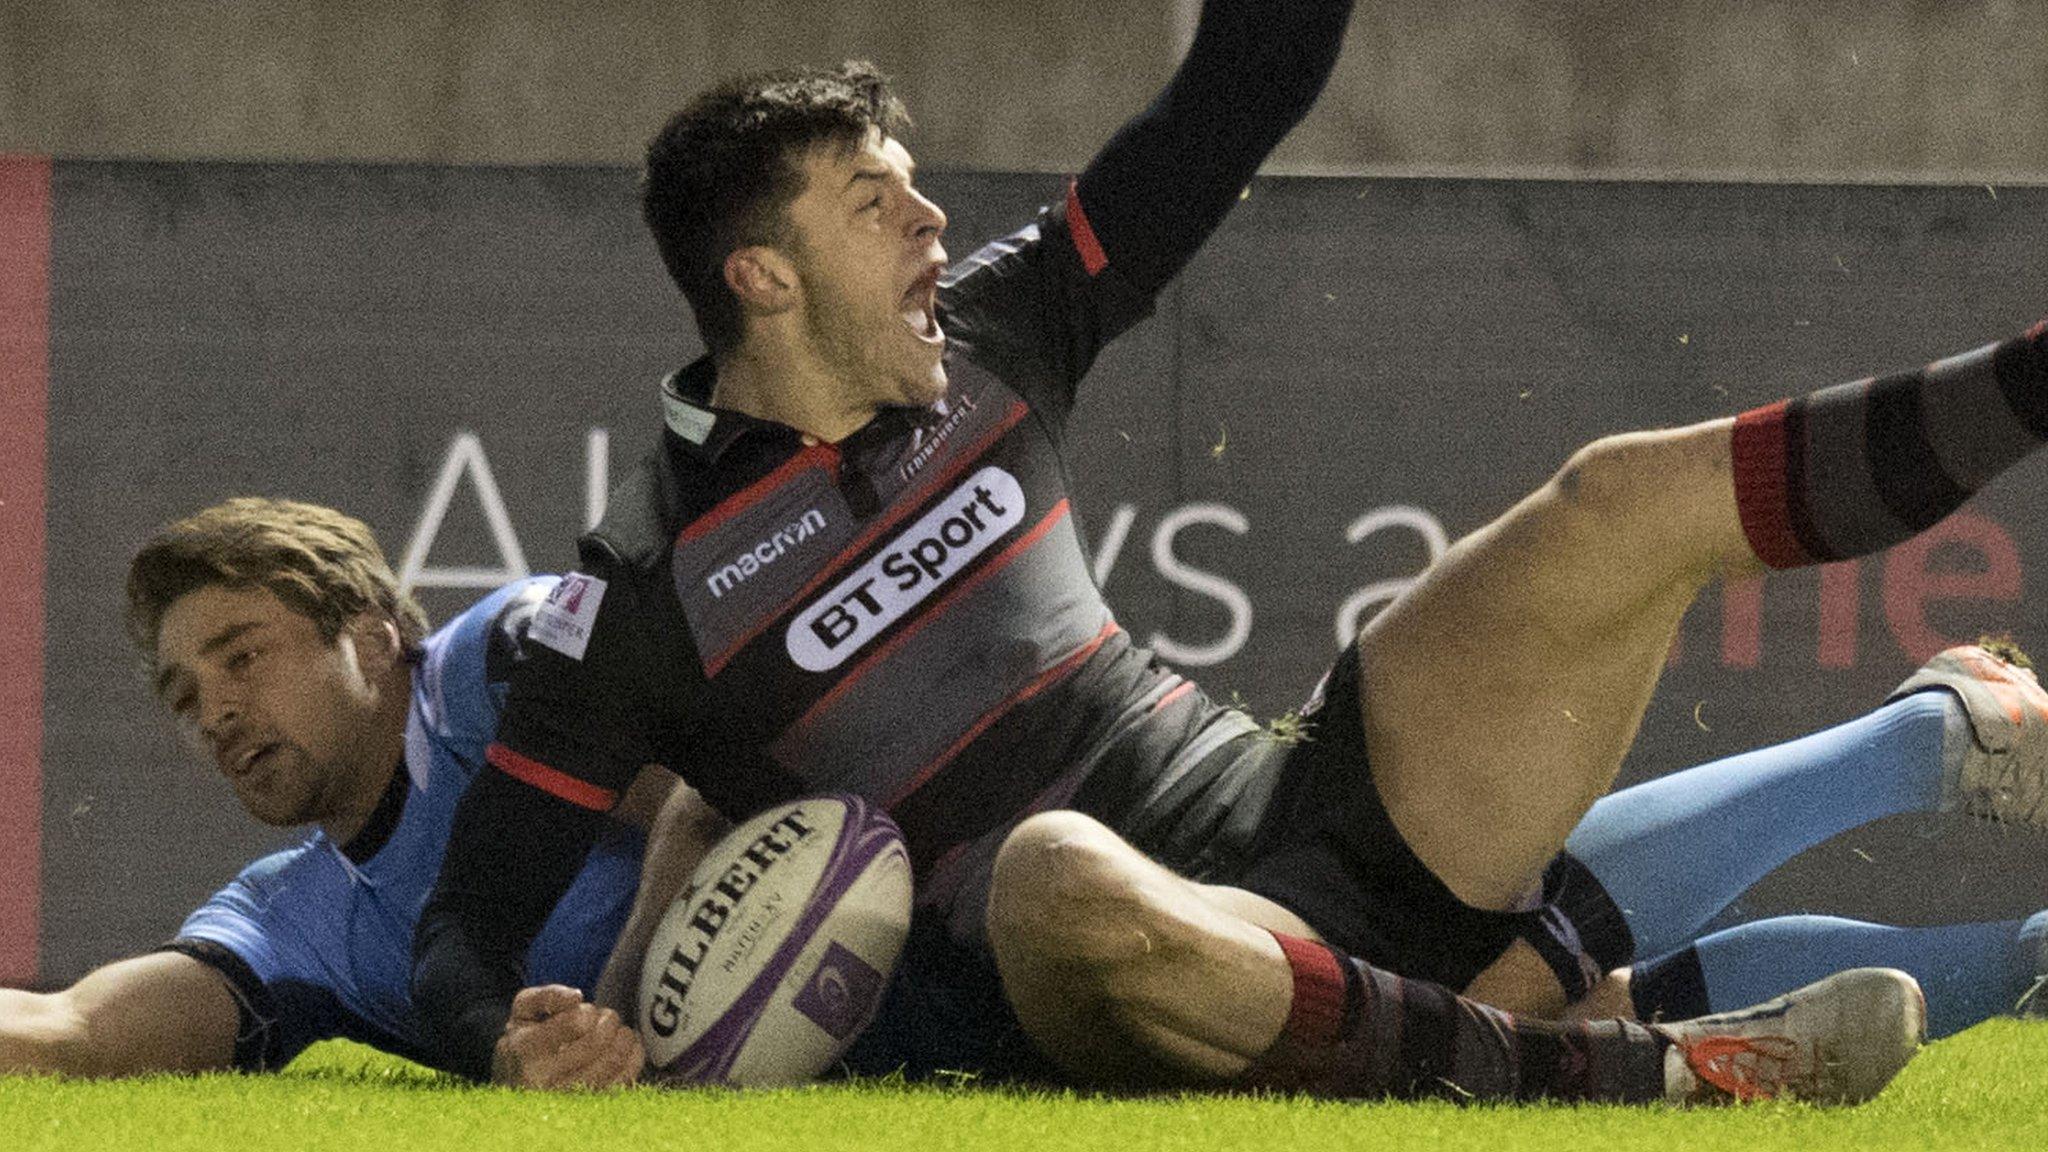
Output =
[
  {"x1": 531, "y1": 573, "x2": 607, "y2": 661},
  {"x1": 791, "y1": 941, "x2": 885, "y2": 1041}
]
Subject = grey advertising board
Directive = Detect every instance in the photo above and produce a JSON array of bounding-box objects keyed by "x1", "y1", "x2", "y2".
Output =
[{"x1": 23, "y1": 161, "x2": 2048, "y2": 985}]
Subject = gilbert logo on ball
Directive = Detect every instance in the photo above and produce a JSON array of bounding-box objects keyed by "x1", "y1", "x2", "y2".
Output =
[{"x1": 638, "y1": 795, "x2": 912, "y2": 1085}]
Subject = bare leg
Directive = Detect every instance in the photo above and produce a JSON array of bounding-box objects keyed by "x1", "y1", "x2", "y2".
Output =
[
  {"x1": 1364, "y1": 314, "x2": 2048, "y2": 914},
  {"x1": 1360, "y1": 419, "x2": 1762, "y2": 912},
  {"x1": 987, "y1": 810, "x2": 1305, "y2": 1083},
  {"x1": 984, "y1": 811, "x2": 1918, "y2": 1105},
  {"x1": 1565, "y1": 969, "x2": 1638, "y2": 1023}
]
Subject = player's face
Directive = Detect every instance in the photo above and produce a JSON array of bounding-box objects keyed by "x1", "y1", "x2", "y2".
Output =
[
  {"x1": 153, "y1": 584, "x2": 391, "y2": 829},
  {"x1": 780, "y1": 129, "x2": 950, "y2": 413}
]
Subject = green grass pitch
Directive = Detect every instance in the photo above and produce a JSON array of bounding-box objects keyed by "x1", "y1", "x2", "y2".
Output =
[{"x1": 4, "y1": 1022, "x2": 2042, "y2": 1152}]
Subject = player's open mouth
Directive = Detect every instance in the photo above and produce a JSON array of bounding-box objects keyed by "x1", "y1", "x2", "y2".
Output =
[{"x1": 900, "y1": 266, "x2": 944, "y2": 345}]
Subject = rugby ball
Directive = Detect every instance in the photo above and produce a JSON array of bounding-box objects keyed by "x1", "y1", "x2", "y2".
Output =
[{"x1": 637, "y1": 794, "x2": 912, "y2": 1085}]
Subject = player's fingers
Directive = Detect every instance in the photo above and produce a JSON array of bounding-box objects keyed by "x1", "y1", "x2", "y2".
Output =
[
  {"x1": 600, "y1": 1019, "x2": 647, "y2": 1087},
  {"x1": 511, "y1": 984, "x2": 587, "y2": 1023},
  {"x1": 506, "y1": 1006, "x2": 608, "y2": 1086},
  {"x1": 513, "y1": 1001, "x2": 600, "y2": 1051},
  {"x1": 563, "y1": 1021, "x2": 644, "y2": 1090},
  {"x1": 537, "y1": 1009, "x2": 630, "y2": 1086},
  {"x1": 571, "y1": 1010, "x2": 644, "y2": 1090}
]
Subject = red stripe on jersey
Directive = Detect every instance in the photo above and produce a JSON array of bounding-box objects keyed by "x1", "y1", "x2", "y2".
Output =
[
  {"x1": 1065, "y1": 182, "x2": 1108, "y2": 277},
  {"x1": 887, "y1": 619, "x2": 1119, "y2": 810},
  {"x1": 487, "y1": 743, "x2": 618, "y2": 812},
  {"x1": 701, "y1": 400, "x2": 1030, "y2": 676},
  {"x1": 0, "y1": 155, "x2": 50, "y2": 986},
  {"x1": 678, "y1": 441, "x2": 841, "y2": 544},
  {"x1": 796, "y1": 499, "x2": 1078, "y2": 727}
]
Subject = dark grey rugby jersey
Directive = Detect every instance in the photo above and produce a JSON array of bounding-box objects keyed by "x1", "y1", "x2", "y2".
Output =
[{"x1": 488, "y1": 195, "x2": 1256, "y2": 924}]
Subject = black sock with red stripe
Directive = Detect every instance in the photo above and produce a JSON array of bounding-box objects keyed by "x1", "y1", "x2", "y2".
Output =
[
  {"x1": 1244, "y1": 932, "x2": 1671, "y2": 1103},
  {"x1": 1733, "y1": 320, "x2": 2048, "y2": 568}
]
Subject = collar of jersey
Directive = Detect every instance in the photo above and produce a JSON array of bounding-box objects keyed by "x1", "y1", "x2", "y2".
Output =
[
  {"x1": 661, "y1": 358, "x2": 781, "y2": 465},
  {"x1": 337, "y1": 757, "x2": 410, "y2": 867},
  {"x1": 661, "y1": 356, "x2": 953, "y2": 469}
]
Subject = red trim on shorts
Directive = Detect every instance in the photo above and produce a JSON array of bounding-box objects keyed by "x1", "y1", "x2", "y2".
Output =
[
  {"x1": 1271, "y1": 931, "x2": 1346, "y2": 1049},
  {"x1": 800, "y1": 500, "x2": 1076, "y2": 727},
  {"x1": 700, "y1": 401, "x2": 1030, "y2": 676},
  {"x1": 0, "y1": 156, "x2": 50, "y2": 986},
  {"x1": 1065, "y1": 182, "x2": 1108, "y2": 277},
  {"x1": 487, "y1": 743, "x2": 618, "y2": 812},
  {"x1": 677, "y1": 441, "x2": 841, "y2": 544},
  {"x1": 1729, "y1": 400, "x2": 1813, "y2": 569},
  {"x1": 885, "y1": 618, "x2": 1118, "y2": 810}
]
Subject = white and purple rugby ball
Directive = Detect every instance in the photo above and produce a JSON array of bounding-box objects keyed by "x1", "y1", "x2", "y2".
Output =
[{"x1": 637, "y1": 794, "x2": 912, "y2": 1086}]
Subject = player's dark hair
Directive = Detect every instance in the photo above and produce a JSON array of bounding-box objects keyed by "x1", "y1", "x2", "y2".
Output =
[
  {"x1": 126, "y1": 497, "x2": 430, "y2": 665},
  {"x1": 642, "y1": 60, "x2": 911, "y2": 359}
]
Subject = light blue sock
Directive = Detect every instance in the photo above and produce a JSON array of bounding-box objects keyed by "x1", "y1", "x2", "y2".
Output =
[
  {"x1": 1566, "y1": 692, "x2": 1955, "y2": 958},
  {"x1": 1635, "y1": 912, "x2": 2047, "y2": 1040}
]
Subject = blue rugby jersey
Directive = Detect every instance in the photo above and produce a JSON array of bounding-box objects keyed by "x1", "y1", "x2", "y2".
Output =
[{"x1": 168, "y1": 579, "x2": 644, "y2": 1072}]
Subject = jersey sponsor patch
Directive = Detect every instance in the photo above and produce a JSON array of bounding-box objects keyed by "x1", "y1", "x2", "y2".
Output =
[
  {"x1": 787, "y1": 467, "x2": 1025, "y2": 672},
  {"x1": 706, "y1": 508, "x2": 829, "y2": 599},
  {"x1": 530, "y1": 573, "x2": 607, "y2": 661}
]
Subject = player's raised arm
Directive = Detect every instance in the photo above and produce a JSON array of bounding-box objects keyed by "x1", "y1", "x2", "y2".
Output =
[
  {"x1": 0, "y1": 953, "x2": 241, "y2": 1077},
  {"x1": 1072, "y1": 0, "x2": 1353, "y2": 296},
  {"x1": 943, "y1": 0, "x2": 1354, "y2": 411}
]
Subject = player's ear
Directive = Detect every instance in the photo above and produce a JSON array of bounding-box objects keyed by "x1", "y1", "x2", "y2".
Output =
[
  {"x1": 725, "y1": 246, "x2": 798, "y2": 315},
  {"x1": 348, "y1": 614, "x2": 405, "y2": 678}
]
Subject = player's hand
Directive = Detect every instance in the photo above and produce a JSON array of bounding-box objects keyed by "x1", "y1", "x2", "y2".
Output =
[{"x1": 491, "y1": 984, "x2": 645, "y2": 1090}]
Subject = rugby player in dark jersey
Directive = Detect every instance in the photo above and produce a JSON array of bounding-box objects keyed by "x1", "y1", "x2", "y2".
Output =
[{"x1": 412, "y1": 0, "x2": 2048, "y2": 1103}]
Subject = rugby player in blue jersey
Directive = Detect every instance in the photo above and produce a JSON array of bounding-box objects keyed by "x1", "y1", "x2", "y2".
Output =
[
  {"x1": 0, "y1": 499, "x2": 724, "y2": 1081},
  {"x1": 408, "y1": 0, "x2": 2048, "y2": 1105}
]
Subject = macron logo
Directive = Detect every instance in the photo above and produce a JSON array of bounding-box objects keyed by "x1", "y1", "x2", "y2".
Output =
[
  {"x1": 706, "y1": 508, "x2": 828, "y2": 599},
  {"x1": 786, "y1": 467, "x2": 1025, "y2": 672}
]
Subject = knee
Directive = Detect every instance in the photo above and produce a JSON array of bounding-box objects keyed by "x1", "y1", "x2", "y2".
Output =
[
  {"x1": 1552, "y1": 425, "x2": 1729, "y2": 515},
  {"x1": 1552, "y1": 431, "x2": 1670, "y2": 516},
  {"x1": 1547, "y1": 425, "x2": 1734, "y2": 564},
  {"x1": 987, "y1": 812, "x2": 1188, "y2": 981}
]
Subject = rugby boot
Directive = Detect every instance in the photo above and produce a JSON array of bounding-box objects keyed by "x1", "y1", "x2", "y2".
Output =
[
  {"x1": 2017, "y1": 910, "x2": 2048, "y2": 1019},
  {"x1": 1888, "y1": 642, "x2": 2048, "y2": 829},
  {"x1": 1659, "y1": 967, "x2": 1925, "y2": 1105}
]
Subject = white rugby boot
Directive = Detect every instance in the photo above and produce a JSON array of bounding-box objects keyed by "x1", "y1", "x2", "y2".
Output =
[
  {"x1": 1888, "y1": 642, "x2": 2048, "y2": 829},
  {"x1": 2017, "y1": 911, "x2": 2048, "y2": 1019},
  {"x1": 1659, "y1": 968, "x2": 1925, "y2": 1105}
]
